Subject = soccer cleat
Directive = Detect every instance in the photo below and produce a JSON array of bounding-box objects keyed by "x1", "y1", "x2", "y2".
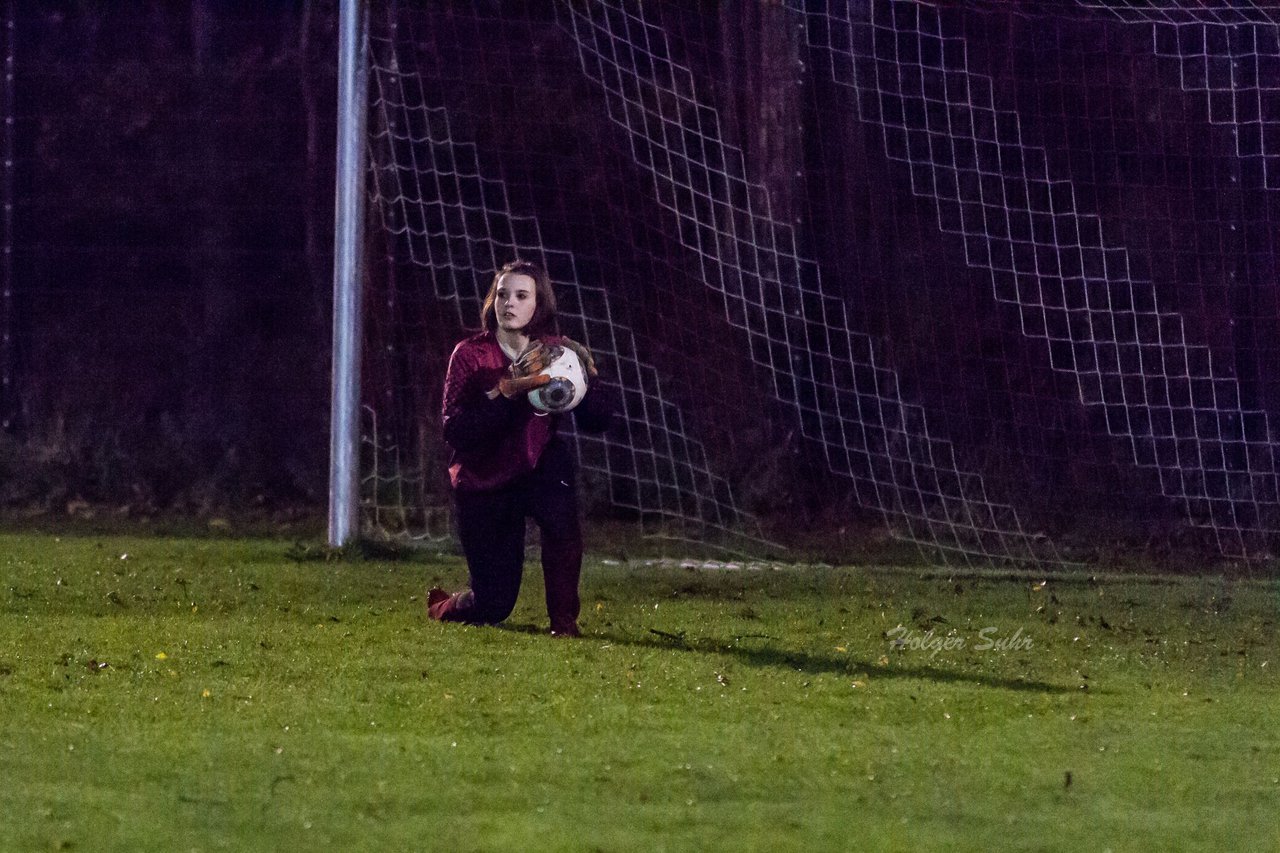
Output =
[
  {"x1": 549, "y1": 622, "x2": 581, "y2": 639},
  {"x1": 426, "y1": 587, "x2": 452, "y2": 620}
]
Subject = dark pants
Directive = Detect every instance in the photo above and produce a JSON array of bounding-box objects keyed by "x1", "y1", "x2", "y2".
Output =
[{"x1": 436, "y1": 439, "x2": 582, "y2": 633}]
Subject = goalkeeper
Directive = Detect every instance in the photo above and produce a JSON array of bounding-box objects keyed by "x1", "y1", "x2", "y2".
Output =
[{"x1": 427, "y1": 260, "x2": 614, "y2": 637}]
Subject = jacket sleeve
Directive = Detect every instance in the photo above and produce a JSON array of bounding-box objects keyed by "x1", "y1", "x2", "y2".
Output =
[{"x1": 441, "y1": 344, "x2": 519, "y2": 453}]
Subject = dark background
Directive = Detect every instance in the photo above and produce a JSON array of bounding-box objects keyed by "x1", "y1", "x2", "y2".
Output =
[
  {"x1": 5, "y1": 1, "x2": 338, "y2": 519},
  {"x1": 5, "y1": 1, "x2": 1279, "y2": 564}
]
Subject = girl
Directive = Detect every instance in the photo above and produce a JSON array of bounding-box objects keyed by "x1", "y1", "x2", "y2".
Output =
[{"x1": 427, "y1": 260, "x2": 613, "y2": 637}]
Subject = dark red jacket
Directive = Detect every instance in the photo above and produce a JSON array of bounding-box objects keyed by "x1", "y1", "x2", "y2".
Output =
[{"x1": 441, "y1": 330, "x2": 613, "y2": 491}]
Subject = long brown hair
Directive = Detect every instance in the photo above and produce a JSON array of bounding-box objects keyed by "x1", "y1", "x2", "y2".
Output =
[{"x1": 480, "y1": 260, "x2": 558, "y2": 337}]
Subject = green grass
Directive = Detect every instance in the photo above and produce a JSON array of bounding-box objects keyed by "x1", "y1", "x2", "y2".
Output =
[{"x1": 1, "y1": 532, "x2": 1277, "y2": 852}]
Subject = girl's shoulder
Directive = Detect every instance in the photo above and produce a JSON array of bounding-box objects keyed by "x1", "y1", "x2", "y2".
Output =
[
  {"x1": 447, "y1": 331, "x2": 505, "y2": 374},
  {"x1": 451, "y1": 330, "x2": 498, "y2": 356},
  {"x1": 460, "y1": 329, "x2": 494, "y2": 346}
]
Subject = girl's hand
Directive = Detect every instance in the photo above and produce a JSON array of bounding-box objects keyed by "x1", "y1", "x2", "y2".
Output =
[
  {"x1": 512, "y1": 340, "x2": 554, "y2": 378},
  {"x1": 486, "y1": 372, "x2": 552, "y2": 400},
  {"x1": 487, "y1": 340, "x2": 554, "y2": 399}
]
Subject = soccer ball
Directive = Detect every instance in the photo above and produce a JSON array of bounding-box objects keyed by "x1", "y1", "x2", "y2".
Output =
[{"x1": 528, "y1": 345, "x2": 588, "y2": 414}]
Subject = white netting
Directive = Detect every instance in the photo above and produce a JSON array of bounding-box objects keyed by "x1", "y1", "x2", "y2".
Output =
[
  {"x1": 364, "y1": 9, "x2": 771, "y2": 553},
  {"x1": 558, "y1": 1, "x2": 1057, "y2": 565},
  {"x1": 362, "y1": 1, "x2": 1280, "y2": 565},
  {"x1": 1149, "y1": 19, "x2": 1280, "y2": 188},
  {"x1": 1077, "y1": 2, "x2": 1279, "y2": 26},
  {"x1": 791, "y1": 0, "x2": 1280, "y2": 556}
]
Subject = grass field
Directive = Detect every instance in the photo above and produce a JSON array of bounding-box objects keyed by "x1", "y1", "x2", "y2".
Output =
[{"x1": 1, "y1": 531, "x2": 1277, "y2": 852}]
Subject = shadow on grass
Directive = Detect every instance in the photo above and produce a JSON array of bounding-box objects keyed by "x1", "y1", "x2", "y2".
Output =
[{"x1": 497, "y1": 622, "x2": 1076, "y2": 694}]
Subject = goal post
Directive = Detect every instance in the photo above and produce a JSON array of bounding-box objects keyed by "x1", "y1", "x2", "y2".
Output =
[
  {"x1": 345, "y1": 0, "x2": 1280, "y2": 568},
  {"x1": 328, "y1": 0, "x2": 368, "y2": 548}
]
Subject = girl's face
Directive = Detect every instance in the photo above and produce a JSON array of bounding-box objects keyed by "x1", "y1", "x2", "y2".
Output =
[{"x1": 494, "y1": 273, "x2": 538, "y2": 333}]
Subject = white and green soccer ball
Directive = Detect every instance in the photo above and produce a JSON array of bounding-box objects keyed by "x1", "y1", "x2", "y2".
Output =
[{"x1": 528, "y1": 344, "x2": 588, "y2": 414}]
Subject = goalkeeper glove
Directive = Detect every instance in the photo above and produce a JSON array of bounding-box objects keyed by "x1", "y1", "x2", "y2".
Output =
[
  {"x1": 486, "y1": 372, "x2": 552, "y2": 400},
  {"x1": 560, "y1": 337, "x2": 598, "y2": 379},
  {"x1": 486, "y1": 340, "x2": 554, "y2": 400},
  {"x1": 511, "y1": 340, "x2": 554, "y2": 378}
]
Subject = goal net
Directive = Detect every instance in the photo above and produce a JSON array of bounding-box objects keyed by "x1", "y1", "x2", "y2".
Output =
[{"x1": 360, "y1": 0, "x2": 1280, "y2": 566}]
